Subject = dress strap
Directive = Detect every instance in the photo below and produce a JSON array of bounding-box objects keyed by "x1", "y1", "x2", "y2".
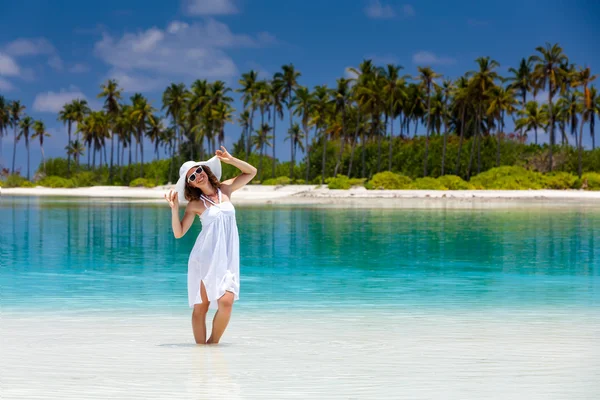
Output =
[
  {"x1": 218, "y1": 188, "x2": 222, "y2": 204},
  {"x1": 200, "y1": 194, "x2": 218, "y2": 206}
]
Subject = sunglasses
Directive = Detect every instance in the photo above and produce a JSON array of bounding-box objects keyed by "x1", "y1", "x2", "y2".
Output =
[{"x1": 187, "y1": 166, "x2": 204, "y2": 183}]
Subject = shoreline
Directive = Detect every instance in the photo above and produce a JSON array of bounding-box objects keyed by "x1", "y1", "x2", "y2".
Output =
[{"x1": 2, "y1": 184, "x2": 600, "y2": 208}]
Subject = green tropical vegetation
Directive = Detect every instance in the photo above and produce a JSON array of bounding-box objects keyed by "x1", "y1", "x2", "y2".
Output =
[{"x1": 1, "y1": 42, "x2": 600, "y2": 191}]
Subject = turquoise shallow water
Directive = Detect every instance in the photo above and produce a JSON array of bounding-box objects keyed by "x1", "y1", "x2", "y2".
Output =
[{"x1": 1, "y1": 196, "x2": 599, "y2": 314}]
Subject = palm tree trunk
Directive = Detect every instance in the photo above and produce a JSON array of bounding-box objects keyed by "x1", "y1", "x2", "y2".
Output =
[
  {"x1": 347, "y1": 114, "x2": 360, "y2": 177},
  {"x1": 139, "y1": 129, "x2": 144, "y2": 178},
  {"x1": 496, "y1": 112, "x2": 504, "y2": 167},
  {"x1": 578, "y1": 116, "x2": 585, "y2": 179},
  {"x1": 388, "y1": 108, "x2": 394, "y2": 171},
  {"x1": 103, "y1": 145, "x2": 108, "y2": 170},
  {"x1": 305, "y1": 125, "x2": 311, "y2": 183},
  {"x1": 246, "y1": 108, "x2": 255, "y2": 161},
  {"x1": 67, "y1": 122, "x2": 72, "y2": 175},
  {"x1": 128, "y1": 136, "x2": 132, "y2": 182},
  {"x1": 26, "y1": 142, "x2": 30, "y2": 180},
  {"x1": 259, "y1": 143, "x2": 264, "y2": 181},
  {"x1": 476, "y1": 104, "x2": 482, "y2": 174},
  {"x1": 361, "y1": 129, "x2": 366, "y2": 179},
  {"x1": 441, "y1": 114, "x2": 449, "y2": 175},
  {"x1": 11, "y1": 128, "x2": 17, "y2": 174},
  {"x1": 376, "y1": 116, "x2": 384, "y2": 173},
  {"x1": 334, "y1": 107, "x2": 346, "y2": 177},
  {"x1": 547, "y1": 84, "x2": 554, "y2": 172},
  {"x1": 467, "y1": 134, "x2": 477, "y2": 180},
  {"x1": 110, "y1": 132, "x2": 115, "y2": 184},
  {"x1": 272, "y1": 105, "x2": 277, "y2": 179},
  {"x1": 40, "y1": 145, "x2": 46, "y2": 175},
  {"x1": 321, "y1": 129, "x2": 327, "y2": 185},
  {"x1": 423, "y1": 84, "x2": 432, "y2": 177}
]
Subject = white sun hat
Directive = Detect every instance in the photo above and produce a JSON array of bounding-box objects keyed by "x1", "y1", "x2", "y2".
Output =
[{"x1": 174, "y1": 156, "x2": 222, "y2": 202}]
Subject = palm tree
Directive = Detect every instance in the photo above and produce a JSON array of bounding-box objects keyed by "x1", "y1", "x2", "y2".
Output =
[
  {"x1": 285, "y1": 122, "x2": 305, "y2": 179},
  {"x1": 59, "y1": 99, "x2": 89, "y2": 175},
  {"x1": 516, "y1": 101, "x2": 548, "y2": 146},
  {"x1": 98, "y1": 79, "x2": 122, "y2": 183},
  {"x1": 31, "y1": 120, "x2": 50, "y2": 175},
  {"x1": 530, "y1": 43, "x2": 569, "y2": 171},
  {"x1": 487, "y1": 86, "x2": 518, "y2": 166},
  {"x1": 587, "y1": 86, "x2": 599, "y2": 150},
  {"x1": 130, "y1": 93, "x2": 155, "y2": 177},
  {"x1": 18, "y1": 116, "x2": 33, "y2": 180},
  {"x1": 58, "y1": 103, "x2": 74, "y2": 173},
  {"x1": 253, "y1": 123, "x2": 273, "y2": 181},
  {"x1": 333, "y1": 77, "x2": 350, "y2": 177},
  {"x1": 291, "y1": 86, "x2": 314, "y2": 182},
  {"x1": 507, "y1": 58, "x2": 533, "y2": 140},
  {"x1": 453, "y1": 76, "x2": 471, "y2": 176},
  {"x1": 269, "y1": 75, "x2": 285, "y2": 178},
  {"x1": 65, "y1": 140, "x2": 85, "y2": 171},
  {"x1": 440, "y1": 78, "x2": 453, "y2": 175},
  {"x1": 417, "y1": 66, "x2": 441, "y2": 177},
  {"x1": 237, "y1": 71, "x2": 259, "y2": 160},
  {"x1": 571, "y1": 66, "x2": 597, "y2": 178},
  {"x1": 382, "y1": 64, "x2": 406, "y2": 172},
  {"x1": 467, "y1": 57, "x2": 500, "y2": 176},
  {"x1": 9, "y1": 100, "x2": 25, "y2": 175},
  {"x1": 274, "y1": 64, "x2": 301, "y2": 178},
  {"x1": 311, "y1": 85, "x2": 331, "y2": 184},
  {"x1": 0, "y1": 96, "x2": 8, "y2": 168},
  {"x1": 162, "y1": 83, "x2": 188, "y2": 153}
]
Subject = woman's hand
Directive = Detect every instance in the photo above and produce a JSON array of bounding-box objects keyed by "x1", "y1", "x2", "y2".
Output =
[
  {"x1": 164, "y1": 189, "x2": 179, "y2": 209},
  {"x1": 215, "y1": 146, "x2": 234, "y2": 164}
]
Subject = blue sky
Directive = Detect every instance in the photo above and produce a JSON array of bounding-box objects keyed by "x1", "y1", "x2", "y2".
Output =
[{"x1": 1, "y1": 0, "x2": 598, "y2": 175}]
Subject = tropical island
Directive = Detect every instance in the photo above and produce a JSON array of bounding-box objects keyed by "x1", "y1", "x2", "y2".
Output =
[{"x1": 1, "y1": 42, "x2": 599, "y2": 196}]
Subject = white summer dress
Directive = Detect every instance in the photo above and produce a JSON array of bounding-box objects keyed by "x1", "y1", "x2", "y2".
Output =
[{"x1": 187, "y1": 188, "x2": 240, "y2": 310}]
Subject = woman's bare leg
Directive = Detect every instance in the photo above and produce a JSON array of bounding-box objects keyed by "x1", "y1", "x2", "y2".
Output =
[
  {"x1": 192, "y1": 282, "x2": 210, "y2": 344},
  {"x1": 207, "y1": 291, "x2": 234, "y2": 344}
]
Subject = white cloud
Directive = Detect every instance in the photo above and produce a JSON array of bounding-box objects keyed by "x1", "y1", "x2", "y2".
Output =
[
  {"x1": 3, "y1": 37, "x2": 64, "y2": 77},
  {"x1": 412, "y1": 51, "x2": 456, "y2": 66},
  {"x1": 184, "y1": 0, "x2": 238, "y2": 15},
  {"x1": 402, "y1": 4, "x2": 415, "y2": 17},
  {"x1": 106, "y1": 69, "x2": 167, "y2": 93},
  {"x1": 48, "y1": 55, "x2": 64, "y2": 71},
  {"x1": 69, "y1": 63, "x2": 90, "y2": 73},
  {"x1": 94, "y1": 19, "x2": 274, "y2": 91},
  {"x1": 4, "y1": 38, "x2": 55, "y2": 56},
  {"x1": 0, "y1": 52, "x2": 20, "y2": 76},
  {"x1": 0, "y1": 77, "x2": 15, "y2": 91},
  {"x1": 32, "y1": 90, "x2": 88, "y2": 113},
  {"x1": 365, "y1": 0, "x2": 395, "y2": 19}
]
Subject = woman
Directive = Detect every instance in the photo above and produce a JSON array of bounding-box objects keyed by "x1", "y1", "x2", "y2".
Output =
[{"x1": 164, "y1": 146, "x2": 257, "y2": 344}]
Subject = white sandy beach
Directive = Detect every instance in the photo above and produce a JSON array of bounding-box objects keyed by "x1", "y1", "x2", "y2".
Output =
[{"x1": 2, "y1": 184, "x2": 600, "y2": 208}]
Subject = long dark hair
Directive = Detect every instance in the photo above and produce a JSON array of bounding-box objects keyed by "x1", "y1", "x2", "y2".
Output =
[{"x1": 184, "y1": 165, "x2": 221, "y2": 202}]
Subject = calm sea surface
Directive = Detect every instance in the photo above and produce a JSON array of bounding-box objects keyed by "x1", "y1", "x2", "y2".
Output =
[{"x1": 1, "y1": 196, "x2": 599, "y2": 399}]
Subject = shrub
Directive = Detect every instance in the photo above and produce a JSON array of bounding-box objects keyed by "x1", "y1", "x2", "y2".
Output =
[
  {"x1": 326, "y1": 175, "x2": 351, "y2": 189},
  {"x1": 129, "y1": 178, "x2": 156, "y2": 188},
  {"x1": 2, "y1": 174, "x2": 35, "y2": 188},
  {"x1": 37, "y1": 176, "x2": 76, "y2": 188},
  {"x1": 437, "y1": 175, "x2": 475, "y2": 190},
  {"x1": 262, "y1": 176, "x2": 292, "y2": 186},
  {"x1": 368, "y1": 171, "x2": 412, "y2": 190},
  {"x1": 470, "y1": 166, "x2": 546, "y2": 190},
  {"x1": 543, "y1": 172, "x2": 579, "y2": 190},
  {"x1": 582, "y1": 172, "x2": 600, "y2": 190},
  {"x1": 72, "y1": 172, "x2": 96, "y2": 187},
  {"x1": 409, "y1": 177, "x2": 448, "y2": 190}
]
